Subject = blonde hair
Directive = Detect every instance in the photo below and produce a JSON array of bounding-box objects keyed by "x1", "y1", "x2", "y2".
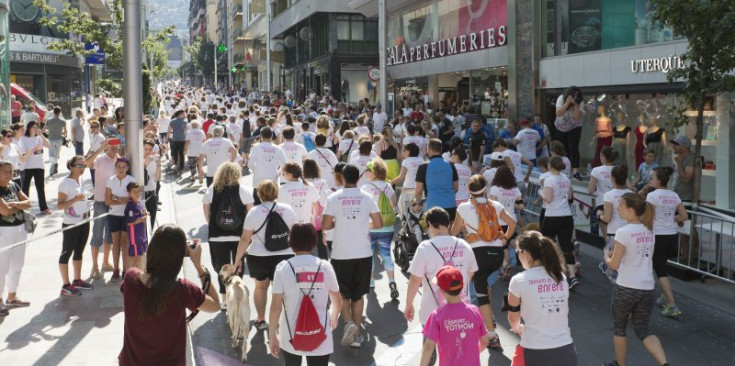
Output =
[
  {"x1": 257, "y1": 180, "x2": 279, "y2": 202},
  {"x1": 367, "y1": 158, "x2": 387, "y2": 180},
  {"x1": 213, "y1": 162, "x2": 242, "y2": 193},
  {"x1": 316, "y1": 116, "x2": 330, "y2": 132}
]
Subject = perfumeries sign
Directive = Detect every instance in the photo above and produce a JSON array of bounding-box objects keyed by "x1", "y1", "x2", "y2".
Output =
[{"x1": 387, "y1": 26, "x2": 507, "y2": 66}]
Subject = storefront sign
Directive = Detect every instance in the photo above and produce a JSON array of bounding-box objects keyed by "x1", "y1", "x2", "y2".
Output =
[
  {"x1": 368, "y1": 66, "x2": 380, "y2": 81},
  {"x1": 9, "y1": 51, "x2": 81, "y2": 68},
  {"x1": 387, "y1": 0, "x2": 508, "y2": 67},
  {"x1": 630, "y1": 55, "x2": 686, "y2": 74},
  {"x1": 85, "y1": 42, "x2": 106, "y2": 65},
  {"x1": 9, "y1": 33, "x2": 66, "y2": 55}
]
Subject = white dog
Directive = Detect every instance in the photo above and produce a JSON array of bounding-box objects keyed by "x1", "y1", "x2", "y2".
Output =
[{"x1": 219, "y1": 264, "x2": 251, "y2": 362}]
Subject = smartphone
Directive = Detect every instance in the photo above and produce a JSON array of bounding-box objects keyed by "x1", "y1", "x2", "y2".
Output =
[{"x1": 184, "y1": 239, "x2": 200, "y2": 257}]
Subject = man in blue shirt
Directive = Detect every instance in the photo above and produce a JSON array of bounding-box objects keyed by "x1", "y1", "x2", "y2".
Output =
[
  {"x1": 532, "y1": 113, "x2": 550, "y2": 158},
  {"x1": 167, "y1": 110, "x2": 188, "y2": 172},
  {"x1": 414, "y1": 139, "x2": 459, "y2": 221}
]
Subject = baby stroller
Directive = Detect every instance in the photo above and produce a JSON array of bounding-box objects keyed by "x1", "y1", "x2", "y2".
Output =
[{"x1": 393, "y1": 200, "x2": 429, "y2": 272}]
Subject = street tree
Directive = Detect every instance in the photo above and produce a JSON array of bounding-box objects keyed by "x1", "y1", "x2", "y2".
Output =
[{"x1": 651, "y1": 0, "x2": 735, "y2": 209}]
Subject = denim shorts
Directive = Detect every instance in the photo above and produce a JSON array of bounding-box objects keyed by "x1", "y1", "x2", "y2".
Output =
[
  {"x1": 370, "y1": 231, "x2": 395, "y2": 272},
  {"x1": 90, "y1": 201, "x2": 112, "y2": 247}
]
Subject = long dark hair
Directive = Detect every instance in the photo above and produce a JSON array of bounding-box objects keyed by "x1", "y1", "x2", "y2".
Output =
[
  {"x1": 516, "y1": 231, "x2": 566, "y2": 284},
  {"x1": 491, "y1": 166, "x2": 517, "y2": 189},
  {"x1": 138, "y1": 224, "x2": 187, "y2": 320}
]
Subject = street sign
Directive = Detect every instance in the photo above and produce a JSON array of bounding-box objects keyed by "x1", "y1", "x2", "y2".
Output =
[
  {"x1": 85, "y1": 42, "x2": 106, "y2": 65},
  {"x1": 368, "y1": 66, "x2": 381, "y2": 81}
]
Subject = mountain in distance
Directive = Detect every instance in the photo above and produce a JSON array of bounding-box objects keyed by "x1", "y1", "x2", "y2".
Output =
[{"x1": 147, "y1": 0, "x2": 189, "y2": 37}]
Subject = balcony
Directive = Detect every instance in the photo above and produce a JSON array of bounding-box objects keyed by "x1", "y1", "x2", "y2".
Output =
[
  {"x1": 233, "y1": 4, "x2": 243, "y2": 19},
  {"x1": 233, "y1": 30, "x2": 246, "y2": 43},
  {"x1": 233, "y1": 53, "x2": 246, "y2": 65}
]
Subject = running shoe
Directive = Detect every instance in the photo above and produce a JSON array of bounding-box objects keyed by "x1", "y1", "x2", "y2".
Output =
[
  {"x1": 656, "y1": 295, "x2": 667, "y2": 308},
  {"x1": 61, "y1": 284, "x2": 82, "y2": 297},
  {"x1": 341, "y1": 321, "x2": 358, "y2": 347},
  {"x1": 487, "y1": 333, "x2": 501, "y2": 349},
  {"x1": 254, "y1": 320, "x2": 268, "y2": 330},
  {"x1": 389, "y1": 282, "x2": 399, "y2": 300},
  {"x1": 568, "y1": 277, "x2": 580, "y2": 290},
  {"x1": 603, "y1": 361, "x2": 621, "y2": 366},
  {"x1": 350, "y1": 333, "x2": 364, "y2": 348},
  {"x1": 661, "y1": 304, "x2": 682, "y2": 317},
  {"x1": 110, "y1": 270, "x2": 121, "y2": 282},
  {"x1": 220, "y1": 299, "x2": 228, "y2": 311},
  {"x1": 72, "y1": 279, "x2": 94, "y2": 290},
  {"x1": 101, "y1": 263, "x2": 114, "y2": 272},
  {"x1": 370, "y1": 278, "x2": 375, "y2": 289},
  {"x1": 5, "y1": 298, "x2": 30, "y2": 308},
  {"x1": 575, "y1": 261, "x2": 582, "y2": 277},
  {"x1": 598, "y1": 261, "x2": 607, "y2": 274},
  {"x1": 0, "y1": 305, "x2": 8, "y2": 316},
  {"x1": 572, "y1": 173, "x2": 584, "y2": 181},
  {"x1": 90, "y1": 267, "x2": 101, "y2": 279}
]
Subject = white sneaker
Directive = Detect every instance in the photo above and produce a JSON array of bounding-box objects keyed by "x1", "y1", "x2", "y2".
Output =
[
  {"x1": 341, "y1": 321, "x2": 358, "y2": 347},
  {"x1": 220, "y1": 300, "x2": 227, "y2": 311}
]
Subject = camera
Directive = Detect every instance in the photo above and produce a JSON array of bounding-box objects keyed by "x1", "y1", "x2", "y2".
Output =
[
  {"x1": 573, "y1": 92, "x2": 584, "y2": 105},
  {"x1": 184, "y1": 239, "x2": 199, "y2": 257}
]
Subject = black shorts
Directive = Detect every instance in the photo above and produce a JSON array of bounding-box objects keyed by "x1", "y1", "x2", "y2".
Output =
[
  {"x1": 246, "y1": 254, "x2": 294, "y2": 281},
  {"x1": 107, "y1": 215, "x2": 126, "y2": 233},
  {"x1": 331, "y1": 257, "x2": 372, "y2": 301},
  {"x1": 445, "y1": 207, "x2": 457, "y2": 222},
  {"x1": 653, "y1": 234, "x2": 678, "y2": 278}
]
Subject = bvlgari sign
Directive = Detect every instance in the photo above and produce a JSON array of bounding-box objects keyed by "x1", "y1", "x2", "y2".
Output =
[
  {"x1": 386, "y1": 26, "x2": 507, "y2": 66},
  {"x1": 387, "y1": 0, "x2": 508, "y2": 66}
]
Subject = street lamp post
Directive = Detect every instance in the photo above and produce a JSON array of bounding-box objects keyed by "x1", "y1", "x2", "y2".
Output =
[
  {"x1": 266, "y1": 2, "x2": 271, "y2": 92},
  {"x1": 213, "y1": 42, "x2": 217, "y2": 90},
  {"x1": 378, "y1": 0, "x2": 387, "y2": 111},
  {"x1": 122, "y1": 0, "x2": 144, "y2": 183}
]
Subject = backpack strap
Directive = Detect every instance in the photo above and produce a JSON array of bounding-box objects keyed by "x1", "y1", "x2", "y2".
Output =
[
  {"x1": 315, "y1": 148, "x2": 332, "y2": 168},
  {"x1": 253, "y1": 202, "x2": 277, "y2": 235},
  {"x1": 425, "y1": 239, "x2": 459, "y2": 307}
]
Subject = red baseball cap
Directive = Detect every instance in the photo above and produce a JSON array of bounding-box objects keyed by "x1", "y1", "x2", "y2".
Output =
[{"x1": 434, "y1": 266, "x2": 464, "y2": 291}]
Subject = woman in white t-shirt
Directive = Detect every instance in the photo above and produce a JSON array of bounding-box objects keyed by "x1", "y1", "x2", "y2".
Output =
[
  {"x1": 451, "y1": 174, "x2": 515, "y2": 349},
  {"x1": 303, "y1": 159, "x2": 330, "y2": 259},
  {"x1": 235, "y1": 180, "x2": 298, "y2": 331},
  {"x1": 278, "y1": 163, "x2": 320, "y2": 225},
  {"x1": 451, "y1": 147, "x2": 471, "y2": 206},
  {"x1": 508, "y1": 231, "x2": 576, "y2": 366},
  {"x1": 1, "y1": 129, "x2": 25, "y2": 188},
  {"x1": 361, "y1": 159, "x2": 399, "y2": 299},
  {"x1": 20, "y1": 121, "x2": 51, "y2": 214},
  {"x1": 202, "y1": 162, "x2": 254, "y2": 298},
  {"x1": 390, "y1": 143, "x2": 423, "y2": 220},
  {"x1": 350, "y1": 140, "x2": 375, "y2": 186},
  {"x1": 336, "y1": 130, "x2": 356, "y2": 163},
  {"x1": 550, "y1": 141, "x2": 572, "y2": 178},
  {"x1": 603, "y1": 192, "x2": 669, "y2": 366},
  {"x1": 307, "y1": 134, "x2": 339, "y2": 189},
  {"x1": 589, "y1": 147, "x2": 618, "y2": 236},
  {"x1": 645, "y1": 167, "x2": 687, "y2": 317},
  {"x1": 488, "y1": 166, "x2": 524, "y2": 269},
  {"x1": 105, "y1": 158, "x2": 137, "y2": 281},
  {"x1": 56, "y1": 156, "x2": 95, "y2": 296},
  {"x1": 539, "y1": 156, "x2": 579, "y2": 289},
  {"x1": 269, "y1": 223, "x2": 342, "y2": 366},
  {"x1": 598, "y1": 165, "x2": 633, "y2": 282}
]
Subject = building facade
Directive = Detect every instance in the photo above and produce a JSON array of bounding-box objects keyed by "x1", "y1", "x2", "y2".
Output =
[
  {"x1": 271, "y1": 0, "x2": 379, "y2": 103},
  {"x1": 537, "y1": 0, "x2": 734, "y2": 210},
  {"x1": 0, "y1": 0, "x2": 9, "y2": 128},
  {"x1": 9, "y1": 0, "x2": 111, "y2": 116}
]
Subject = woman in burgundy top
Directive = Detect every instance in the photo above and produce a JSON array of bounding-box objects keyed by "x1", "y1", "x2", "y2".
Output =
[{"x1": 119, "y1": 224, "x2": 219, "y2": 366}]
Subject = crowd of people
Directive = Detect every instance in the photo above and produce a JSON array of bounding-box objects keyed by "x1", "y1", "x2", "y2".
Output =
[{"x1": 0, "y1": 82, "x2": 693, "y2": 366}]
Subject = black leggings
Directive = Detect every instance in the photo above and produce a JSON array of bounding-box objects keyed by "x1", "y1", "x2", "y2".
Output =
[
  {"x1": 59, "y1": 223, "x2": 90, "y2": 263},
  {"x1": 209, "y1": 240, "x2": 242, "y2": 294},
  {"x1": 522, "y1": 343, "x2": 578, "y2": 366},
  {"x1": 472, "y1": 246, "x2": 504, "y2": 306},
  {"x1": 612, "y1": 285, "x2": 654, "y2": 340},
  {"x1": 653, "y1": 234, "x2": 677, "y2": 278},
  {"x1": 557, "y1": 127, "x2": 582, "y2": 170},
  {"x1": 316, "y1": 230, "x2": 329, "y2": 259},
  {"x1": 22, "y1": 168, "x2": 48, "y2": 211},
  {"x1": 170, "y1": 140, "x2": 186, "y2": 170},
  {"x1": 541, "y1": 215, "x2": 575, "y2": 265},
  {"x1": 145, "y1": 191, "x2": 158, "y2": 231},
  {"x1": 282, "y1": 349, "x2": 330, "y2": 366}
]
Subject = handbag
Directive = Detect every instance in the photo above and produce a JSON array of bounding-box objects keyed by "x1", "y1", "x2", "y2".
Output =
[{"x1": 23, "y1": 211, "x2": 37, "y2": 234}]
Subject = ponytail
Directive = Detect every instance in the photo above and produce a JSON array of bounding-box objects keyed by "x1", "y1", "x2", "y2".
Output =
[
  {"x1": 620, "y1": 192, "x2": 654, "y2": 231},
  {"x1": 516, "y1": 231, "x2": 566, "y2": 284},
  {"x1": 282, "y1": 162, "x2": 309, "y2": 185},
  {"x1": 601, "y1": 146, "x2": 617, "y2": 164},
  {"x1": 641, "y1": 202, "x2": 654, "y2": 231}
]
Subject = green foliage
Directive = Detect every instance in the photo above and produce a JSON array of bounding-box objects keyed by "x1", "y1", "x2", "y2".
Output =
[
  {"x1": 97, "y1": 78, "x2": 122, "y2": 97},
  {"x1": 186, "y1": 39, "x2": 215, "y2": 79},
  {"x1": 142, "y1": 64, "x2": 152, "y2": 113}
]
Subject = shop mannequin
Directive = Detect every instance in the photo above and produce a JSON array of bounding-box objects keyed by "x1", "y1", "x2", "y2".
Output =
[
  {"x1": 644, "y1": 115, "x2": 668, "y2": 167},
  {"x1": 611, "y1": 111, "x2": 632, "y2": 167},
  {"x1": 634, "y1": 113, "x2": 647, "y2": 169},
  {"x1": 590, "y1": 105, "x2": 613, "y2": 167}
]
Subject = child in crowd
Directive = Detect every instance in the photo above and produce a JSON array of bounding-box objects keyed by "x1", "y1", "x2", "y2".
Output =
[
  {"x1": 634, "y1": 148, "x2": 658, "y2": 191},
  {"x1": 421, "y1": 266, "x2": 489, "y2": 366},
  {"x1": 125, "y1": 181, "x2": 148, "y2": 270}
]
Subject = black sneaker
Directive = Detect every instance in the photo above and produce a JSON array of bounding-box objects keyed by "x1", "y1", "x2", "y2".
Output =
[
  {"x1": 572, "y1": 173, "x2": 584, "y2": 181},
  {"x1": 389, "y1": 282, "x2": 399, "y2": 300},
  {"x1": 603, "y1": 361, "x2": 621, "y2": 366},
  {"x1": 254, "y1": 320, "x2": 268, "y2": 330}
]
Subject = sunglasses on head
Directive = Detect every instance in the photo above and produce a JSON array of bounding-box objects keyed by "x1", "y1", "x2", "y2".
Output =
[{"x1": 73, "y1": 164, "x2": 86, "y2": 168}]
